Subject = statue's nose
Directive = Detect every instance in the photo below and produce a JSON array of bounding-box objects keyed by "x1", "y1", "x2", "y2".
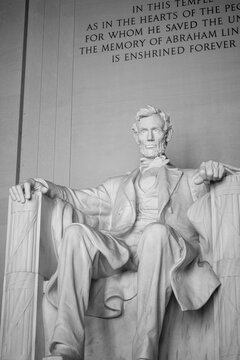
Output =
[{"x1": 147, "y1": 130, "x2": 154, "y2": 140}]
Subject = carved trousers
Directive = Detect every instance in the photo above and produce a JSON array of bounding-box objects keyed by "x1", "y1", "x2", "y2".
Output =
[{"x1": 50, "y1": 222, "x2": 181, "y2": 360}]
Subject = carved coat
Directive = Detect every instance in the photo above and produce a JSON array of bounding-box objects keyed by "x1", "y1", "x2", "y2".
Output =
[{"x1": 46, "y1": 165, "x2": 220, "y2": 317}]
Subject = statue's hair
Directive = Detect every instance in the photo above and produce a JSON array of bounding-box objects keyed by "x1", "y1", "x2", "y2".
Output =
[{"x1": 132, "y1": 105, "x2": 172, "y2": 134}]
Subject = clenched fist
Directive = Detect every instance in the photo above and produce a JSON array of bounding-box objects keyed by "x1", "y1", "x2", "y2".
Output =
[{"x1": 194, "y1": 161, "x2": 226, "y2": 185}]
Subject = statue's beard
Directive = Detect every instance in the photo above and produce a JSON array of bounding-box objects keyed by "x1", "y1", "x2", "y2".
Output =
[{"x1": 139, "y1": 142, "x2": 166, "y2": 158}]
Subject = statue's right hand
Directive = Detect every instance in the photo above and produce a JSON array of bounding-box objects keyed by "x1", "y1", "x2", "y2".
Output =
[{"x1": 9, "y1": 178, "x2": 48, "y2": 203}]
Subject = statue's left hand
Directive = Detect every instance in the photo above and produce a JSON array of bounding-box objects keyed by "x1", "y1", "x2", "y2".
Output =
[{"x1": 194, "y1": 160, "x2": 226, "y2": 185}]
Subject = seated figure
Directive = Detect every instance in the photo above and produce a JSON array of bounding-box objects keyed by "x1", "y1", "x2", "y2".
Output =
[{"x1": 10, "y1": 105, "x2": 228, "y2": 360}]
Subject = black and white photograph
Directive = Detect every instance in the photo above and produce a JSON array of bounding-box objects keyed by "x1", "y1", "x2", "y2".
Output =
[{"x1": 0, "y1": 1, "x2": 240, "y2": 359}]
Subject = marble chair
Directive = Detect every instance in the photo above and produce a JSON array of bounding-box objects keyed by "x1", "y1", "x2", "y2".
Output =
[{"x1": 1, "y1": 174, "x2": 240, "y2": 360}]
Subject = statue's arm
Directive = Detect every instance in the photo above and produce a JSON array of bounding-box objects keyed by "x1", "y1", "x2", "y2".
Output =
[
  {"x1": 9, "y1": 177, "x2": 113, "y2": 217},
  {"x1": 44, "y1": 179, "x2": 113, "y2": 216}
]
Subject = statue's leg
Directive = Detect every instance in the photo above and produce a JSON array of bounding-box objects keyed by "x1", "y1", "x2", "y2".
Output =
[
  {"x1": 132, "y1": 223, "x2": 181, "y2": 360},
  {"x1": 49, "y1": 223, "x2": 124, "y2": 360}
]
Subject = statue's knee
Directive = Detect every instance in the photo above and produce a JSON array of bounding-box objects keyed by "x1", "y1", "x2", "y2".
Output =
[
  {"x1": 64, "y1": 224, "x2": 82, "y2": 238},
  {"x1": 63, "y1": 224, "x2": 88, "y2": 249},
  {"x1": 141, "y1": 223, "x2": 169, "y2": 248}
]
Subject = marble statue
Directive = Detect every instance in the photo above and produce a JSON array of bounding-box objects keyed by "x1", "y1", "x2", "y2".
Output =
[{"x1": 9, "y1": 105, "x2": 228, "y2": 360}]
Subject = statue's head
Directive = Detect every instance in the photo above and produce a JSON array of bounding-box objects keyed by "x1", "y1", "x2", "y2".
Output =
[{"x1": 132, "y1": 105, "x2": 173, "y2": 159}]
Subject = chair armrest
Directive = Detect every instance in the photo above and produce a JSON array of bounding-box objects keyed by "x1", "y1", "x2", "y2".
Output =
[
  {"x1": 0, "y1": 192, "x2": 59, "y2": 360},
  {"x1": 4, "y1": 192, "x2": 58, "y2": 279}
]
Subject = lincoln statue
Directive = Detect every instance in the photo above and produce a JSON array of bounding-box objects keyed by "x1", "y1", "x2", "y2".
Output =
[{"x1": 9, "y1": 106, "x2": 227, "y2": 360}]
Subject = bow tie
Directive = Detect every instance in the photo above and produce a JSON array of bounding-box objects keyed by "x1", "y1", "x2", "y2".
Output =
[{"x1": 139, "y1": 156, "x2": 170, "y2": 173}]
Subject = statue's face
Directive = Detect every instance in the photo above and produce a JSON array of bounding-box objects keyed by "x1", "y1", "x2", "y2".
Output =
[{"x1": 135, "y1": 114, "x2": 166, "y2": 158}]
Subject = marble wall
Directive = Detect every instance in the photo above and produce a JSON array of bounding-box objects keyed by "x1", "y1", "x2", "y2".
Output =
[
  {"x1": 19, "y1": 0, "x2": 240, "y2": 190},
  {"x1": 0, "y1": 0, "x2": 26, "y2": 315}
]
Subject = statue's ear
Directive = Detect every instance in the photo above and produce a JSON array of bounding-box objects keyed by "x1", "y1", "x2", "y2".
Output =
[
  {"x1": 166, "y1": 127, "x2": 173, "y2": 144},
  {"x1": 132, "y1": 122, "x2": 140, "y2": 144}
]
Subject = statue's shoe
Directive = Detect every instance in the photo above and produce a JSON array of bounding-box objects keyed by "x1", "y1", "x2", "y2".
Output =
[
  {"x1": 43, "y1": 357, "x2": 67, "y2": 360},
  {"x1": 44, "y1": 343, "x2": 81, "y2": 360}
]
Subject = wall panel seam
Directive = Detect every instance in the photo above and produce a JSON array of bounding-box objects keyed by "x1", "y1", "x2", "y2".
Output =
[
  {"x1": 69, "y1": 0, "x2": 76, "y2": 187},
  {"x1": 16, "y1": 0, "x2": 29, "y2": 185}
]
